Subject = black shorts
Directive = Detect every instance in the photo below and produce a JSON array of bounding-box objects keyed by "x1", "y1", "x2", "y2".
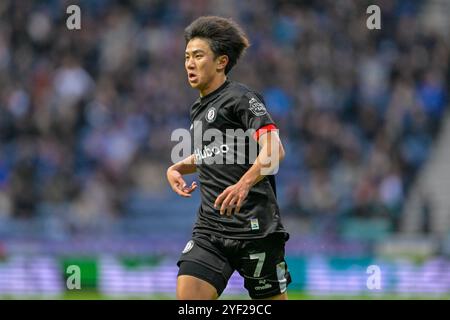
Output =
[{"x1": 177, "y1": 232, "x2": 291, "y2": 299}]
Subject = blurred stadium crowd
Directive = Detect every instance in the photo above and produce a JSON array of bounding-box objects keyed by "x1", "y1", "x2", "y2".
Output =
[{"x1": 0, "y1": 0, "x2": 448, "y2": 240}]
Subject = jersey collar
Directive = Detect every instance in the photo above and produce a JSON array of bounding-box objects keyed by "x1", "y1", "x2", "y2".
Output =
[{"x1": 199, "y1": 79, "x2": 230, "y2": 105}]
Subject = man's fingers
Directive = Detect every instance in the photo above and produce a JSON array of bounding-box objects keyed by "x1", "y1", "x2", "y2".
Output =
[
  {"x1": 227, "y1": 197, "x2": 237, "y2": 217},
  {"x1": 185, "y1": 184, "x2": 197, "y2": 194},
  {"x1": 174, "y1": 179, "x2": 186, "y2": 191},
  {"x1": 226, "y1": 197, "x2": 238, "y2": 216},
  {"x1": 226, "y1": 198, "x2": 234, "y2": 216},
  {"x1": 214, "y1": 189, "x2": 230, "y2": 209},
  {"x1": 174, "y1": 188, "x2": 191, "y2": 197},
  {"x1": 215, "y1": 188, "x2": 246, "y2": 215},
  {"x1": 235, "y1": 196, "x2": 243, "y2": 214},
  {"x1": 220, "y1": 193, "x2": 235, "y2": 215},
  {"x1": 183, "y1": 181, "x2": 197, "y2": 194},
  {"x1": 172, "y1": 180, "x2": 194, "y2": 198}
]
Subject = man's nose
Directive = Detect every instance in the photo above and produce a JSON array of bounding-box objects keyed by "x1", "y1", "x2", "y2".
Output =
[{"x1": 186, "y1": 58, "x2": 195, "y2": 69}]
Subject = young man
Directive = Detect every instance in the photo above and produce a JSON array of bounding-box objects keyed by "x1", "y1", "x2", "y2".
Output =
[{"x1": 166, "y1": 16, "x2": 291, "y2": 300}]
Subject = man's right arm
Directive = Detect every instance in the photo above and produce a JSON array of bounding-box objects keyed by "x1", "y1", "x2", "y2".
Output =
[
  {"x1": 169, "y1": 154, "x2": 197, "y2": 175},
  {"x1": 166, "y1": 154, "x2": 197, "y2": 197}
]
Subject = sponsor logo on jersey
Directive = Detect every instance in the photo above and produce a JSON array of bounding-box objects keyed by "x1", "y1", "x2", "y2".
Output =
[
  {"x1": 251, "y1": 218, "x2": 260, "y2": 230},
  {"x1": 248, "y1": 97, "x2": 267, "y2": 116},
  {"x1": 182, "y1": 240, "x2": 194, "y2": 254},
  {"x1": 255, "y1": 279, "x2": 273, "y2": 291},
  {"x1": 205, "y1": 107, "x2": 217, "y2": 123},
  {"x1": 194, "y1": 144, "x2": 229, "y2": 162}
]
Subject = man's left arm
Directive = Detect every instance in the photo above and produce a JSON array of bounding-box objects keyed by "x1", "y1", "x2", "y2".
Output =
[{"x1": 214, "y1": 130, "x2": 285, "y2": 216}]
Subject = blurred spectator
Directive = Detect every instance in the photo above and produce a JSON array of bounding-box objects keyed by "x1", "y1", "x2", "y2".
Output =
[{"x1": 0, "y1": 0, "x2": 448, "y2": 239}]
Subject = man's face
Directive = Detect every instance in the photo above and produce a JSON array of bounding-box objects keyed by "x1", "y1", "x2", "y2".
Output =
[{"x1": 185, "y1": 38, "x2": 220, "y2": 92}]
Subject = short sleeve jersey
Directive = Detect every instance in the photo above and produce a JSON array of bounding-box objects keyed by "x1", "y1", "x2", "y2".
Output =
[{"x1": 189, "y1": 79, "x2": 287, "y2": 239}]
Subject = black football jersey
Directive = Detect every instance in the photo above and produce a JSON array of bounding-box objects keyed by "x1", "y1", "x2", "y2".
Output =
[{"x1": 189, "y1": 79, "x2": 288, "y2": 239}]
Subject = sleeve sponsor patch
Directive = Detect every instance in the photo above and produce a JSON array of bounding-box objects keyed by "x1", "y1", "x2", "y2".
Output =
[{"x1": 248, "y1": 97, "x2": 267, "y2": 116}]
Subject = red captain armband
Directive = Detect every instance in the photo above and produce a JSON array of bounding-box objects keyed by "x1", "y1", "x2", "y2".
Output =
[{"x1": 253, "y1": 124, "x2": 278, "y2": 141}]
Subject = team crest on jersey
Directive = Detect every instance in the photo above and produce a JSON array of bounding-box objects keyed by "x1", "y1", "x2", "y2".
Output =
[
  {"x1": 249, "y1": 97, "x2": 267, "y2": 116},
  {"x1": 182, "y1": 240, "x2": 194, "y2": 254},
  {"x1": 205, "y1": 107, "x2": 217, "y2": 123}
]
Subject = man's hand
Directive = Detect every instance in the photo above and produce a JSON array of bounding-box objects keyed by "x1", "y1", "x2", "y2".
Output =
[
  {"x1": 167, "y1": 167, "x2": 197, "y2": 197},
  {"x1": 214, "y1": 180, "x2": 251, "y2": 216},
  {"x1": 213, "y1": 130, "x2": 285, "y2": 216}
]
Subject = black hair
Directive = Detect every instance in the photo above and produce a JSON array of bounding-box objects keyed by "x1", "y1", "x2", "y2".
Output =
[{"x1": 184, "y1": 16, "x2": 250, "y2": 74}]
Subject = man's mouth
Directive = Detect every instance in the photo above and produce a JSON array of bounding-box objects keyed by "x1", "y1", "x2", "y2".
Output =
[{"x1": 188, "y1": 73, "x2": 197, "y2": 81}]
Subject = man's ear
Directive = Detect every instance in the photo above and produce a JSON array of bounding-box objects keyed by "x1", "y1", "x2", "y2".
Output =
[{"x1": 216, "y1": 55, "x2": 229, "y2": 72}]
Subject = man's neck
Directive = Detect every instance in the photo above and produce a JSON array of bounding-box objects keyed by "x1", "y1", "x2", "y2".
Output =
[{"x1": 200, "y1": 74, "x2": 227, "y2": 97}]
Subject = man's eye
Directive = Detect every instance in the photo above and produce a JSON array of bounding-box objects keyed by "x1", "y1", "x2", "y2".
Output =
[{"x1": 195, "y1": 55, "x2": 202, "y2": 59}]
